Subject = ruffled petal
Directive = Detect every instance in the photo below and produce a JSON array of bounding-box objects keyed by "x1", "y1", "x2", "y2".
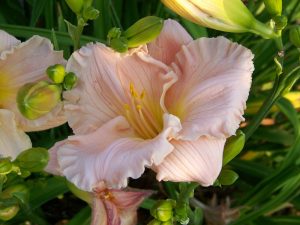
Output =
[
  {"x1": 56, "y1": 114, "x2": 181, "y2": 191},
  {"x1": 64, "y1": 43, "x2": 126, "y2": 134},
  {"x1": 0, "y1": 109, "x2": 32, "y2": 159},
  {"x1": 156, "y1": 137, "x2": 226, "y2": 186},
  {"x1": 166, "y1": 37, "x2": 253, "y2": 140},
  {"x1": 0, "y1": 35, "x2": 66, "y2": 131},
  {"x1": 64, "y1": 43, "x2": 177, "y2": 136},
  {"x1": 0, "y1": 30, "x2": 20, "y2": 53},
  {"x1": 147, "y1": 19, "x2": 192, "y2": 65},
  {"x1": 45, "y1": 140, "x2": 67, "y2": 176}
]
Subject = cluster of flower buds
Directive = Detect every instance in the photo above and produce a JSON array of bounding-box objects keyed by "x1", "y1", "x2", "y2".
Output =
[
  {"x1": 0, "y1": 148, "x2": 48, "y2": 221},
  {"x1": 108, "y1": 16, "x2": 164, "y2": 52},
  {"x1": 17, "y1": 64, "x2": 77, "y2": 120},
  {"x1": 65, "y1": 0, "x2": 98, "y2": 20}
]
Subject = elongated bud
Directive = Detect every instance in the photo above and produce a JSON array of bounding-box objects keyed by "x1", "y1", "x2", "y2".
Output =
[
  {"x1": 124, "y1": 16, "x2": 163, "y2": 48},
  {"x1": 162, "y1": 0, "x2": 277, "y2": 39},
  {"x1": 217, "y1": 169, "x2": 239, "y2": 186},
  {"x1": 0, "y1": 205, "x2": 19, "y2": 221},
  {"x1": 0, "y1": 158, "x2": 12, "y2": 175},
  {"x1": 264, "y1": 0, "x2": 282, "y2": 16},
  {"x1": 63, "y1": 72, "x2": 78, "y2": 90},
  {"x1": 47, "y1": 64, "x2": 66, "y2": 84},
  {"x1": 65, "y1": 0, "x2": 84, "y2": 13},
  {"x1": 17, "y1": 81, "x2": 61, "y2": 120},
  {"x1": 290, "y1": 27, "x2": 300, "y2": 48},
  {"x1": 150, "y1": 199, "x2": 175, "y2": 222},
  {"x1": 223, "y1": 130, "x2": 245, "y2": 166},
  {"x1": 14, "y1": 148, "x2": 49, "y2": 172}
]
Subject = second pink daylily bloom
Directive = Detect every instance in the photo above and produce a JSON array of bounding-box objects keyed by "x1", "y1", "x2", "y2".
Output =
[{"x1": 47, "y1": 19, "x2": 253, "y2": 191}]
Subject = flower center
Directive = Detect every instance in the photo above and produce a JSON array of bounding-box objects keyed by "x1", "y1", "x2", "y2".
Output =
[
  {"x1": 0, "y1": 74, "x2": 15, "y2": 108},
  {"x1": 123, "y1": 83, "x2": 163, "y2": 139}
]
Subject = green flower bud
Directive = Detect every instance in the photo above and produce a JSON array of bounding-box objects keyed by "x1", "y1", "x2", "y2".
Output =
[
  {"x1": 1, "y1": 184, "x2": 29, "y2": 204},
  {"x1": 110, "y1": 37, "x2": 128, "y2": 53},
  {"x1": 218, "y1": 169, "x2": 239, "y2": 186},
  {"x1": 63, "y1": 72, "x2": 78, "y2": 90},
  {"x1": 273, "y1": 16, "x2": 287, "y2": 31},
  {"x1": 65, "y1": 0, "x2": 84, "y2": 13},
  {"x1": 124, "y1": 16, "x2": 163, "y2": 48},
  {"x1": 264, "y1": 0, "x2": 282, "y2": 16},
  {"x1": 151, "y1": 199, "x2": 174, "y2": 222},
  {"x1": 148, "y1": 219, "x2": 162, "y2": 225},
  {"x1": 290, "y1": 27, "x2": 300, "y2": 48},
  {"x1": 0, "y1": 158, "x2": 12, "y2": 175},
  {"x1": 222, "y1": 130, "x2": 245, "y2": 166},
  {"x1": 14, "y1": 148, "x2": 49, "y2": 172},
  {"x1": 17, "y1": 81, "x2": 62, "y2": 120},
  {"x1": 107, "y1": 27, "x2": 122, "y2": 42},
  {"x1": 0, "y1": 205, "x2": 19, "y2": 221},
  {"x1": 47, "y1": 64, "x2": 66, "y2": 84},
  {"x1": 83, "y1": 6, "x2": 99, "y2": 20}
]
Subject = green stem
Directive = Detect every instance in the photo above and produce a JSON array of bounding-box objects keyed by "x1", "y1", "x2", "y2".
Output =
[
  {"x1": 251, "y1": 21, "x2": 278, "y2": 39},
  {"x1": 74, "y1": 23, "x2": 85, "y2": 50}
]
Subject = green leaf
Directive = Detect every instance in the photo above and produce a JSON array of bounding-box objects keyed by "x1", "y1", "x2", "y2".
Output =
[
  {"x1": 67, "y1": 206, "x2": 91, "y2": 225},
  {"x1": 29, "y1": 0, "x2": 47, "y2": 26}
]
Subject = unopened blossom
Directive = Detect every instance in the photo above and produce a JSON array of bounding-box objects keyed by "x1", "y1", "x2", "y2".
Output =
[
  {"x1": 161, "y1": 0, "x2": 277, "y2": 39},
  {"x1": 0, "y1": 30, "x2": 65, "y2": 158},
  {"x1": 47, "y1": 19, "x2": 253, "y2": 192}
]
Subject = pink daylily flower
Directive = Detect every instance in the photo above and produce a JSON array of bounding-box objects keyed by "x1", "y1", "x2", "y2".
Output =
[
  {"x1": 91, "y1": 182, "x2": 152, "y2": 225},
  {"x1": 0, "y1": 30, "x2": 66, "y2": 158},
  {"x1": 0, "y1": 30, "x2": 66, "y2": 132},
  {"x1": 47, "y1": 19, "x2": 253, "y2": 191}
]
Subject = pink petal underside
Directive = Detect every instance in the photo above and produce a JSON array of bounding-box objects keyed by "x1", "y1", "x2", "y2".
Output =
[
  {"x1": 56, "y1": 114, "x2": 180, "y2": 191},
  {"x1": 0, "y1": 30, "x2": 20, "y2": 53},
  {"x1": 91, "y1": 197, "x2": 109, "y2": 225},
  {"x1": 147, "y1": 19, "x2": 192, "y2": 65},
  {"x1": 64, "y1": 43, "x2": 177, "y2": 135},
  {"x1": 156, "y1": 136, "x2": 226, "y2": 186},
  {"x1": 110, "y1": 188, "x2": 152, "y2": 209},
  {"x1": 165, "y1": 36, "x2": 254, "y2": 140},
  {"x1": 0, "y1": 35, "x2": 66, "y2": 131},
  {"x1": 45, "y1": 140, "x2": 68, "y2": 176},
  {"x1": 0, "y1": 109, "x2": 32, "y2": 159}
]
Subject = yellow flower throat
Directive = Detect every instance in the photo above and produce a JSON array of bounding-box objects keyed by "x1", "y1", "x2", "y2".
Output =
[{"x1": 123, "y1": 83, "x2": 163, "y2": 140}]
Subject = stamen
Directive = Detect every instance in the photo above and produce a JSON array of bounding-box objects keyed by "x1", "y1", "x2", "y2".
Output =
[{"x1": 123, "y1": 82, "x2": 163, "y2": 139}]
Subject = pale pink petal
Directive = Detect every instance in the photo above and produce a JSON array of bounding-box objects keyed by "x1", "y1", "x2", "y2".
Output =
[
  {"x1": 147, "y1": 19, "x2": 192, "y2": 65},
  {"x1": 64, "y1": 43, "x2": 126, "y2": 134},
  {"x1": 56, "y1": 114, "x2": 181, "y2": 191},
  {"x1": 0, "y1": 109, "x2": 32, "y2": 159},
  {"x1": 0, "y1": 35, "x2": 66, "y2": 131},
  {"x1": 156, "y1": 137, "x2": 226, "y2": 186},
  {"x1": 64, "y1": 43, "x2": 177, "y2": 136},
  {"x1": 110, "y1": 188, "x2": 152, "y2": 209},
  {"x1": 45, "y1": 140, "x2": 67, "y2": 176},
  {"x1": 166, "y1": 37, "x2": 254, "y2": 140},
  {"x1": 0, "y1": 30, "x2": 20, "y2": 53},
  {"x1": 91, "y1": 196, "x2": 108, "y2": 225}
]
